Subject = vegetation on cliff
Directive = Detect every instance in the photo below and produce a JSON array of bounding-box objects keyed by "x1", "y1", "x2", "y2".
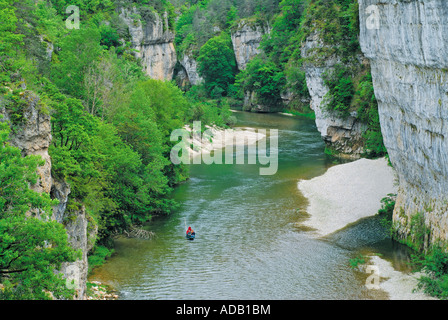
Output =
[
  {"x1": 0, "y1": 0, "x2": 391, "y2": 299},
  {"x1": 0, "y1": 0, "x2": 232, "y2": 299},
  {"x1": 174, "y1": 0, "x2": 385, "y2": 156},
  {"x1": 0, "y1": 119, "x2": 79, "y2": 299}
]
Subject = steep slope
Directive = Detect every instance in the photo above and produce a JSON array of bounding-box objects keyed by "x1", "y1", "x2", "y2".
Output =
[
  {"x1": 1, "y1": 93, "x2": 96, "y2": 299},
  {"x1": 359, "y1": 0, "x2": 448, "y2": 248},
  {"x1": 119, "y1": 6, "x2": 177, "y2": 81},
  {"x1": 301, "y1": 31, "x2": 369, "y2": 158},
  {"x1": 231, "y1": 18, "x2": 270, "y2": 71}
]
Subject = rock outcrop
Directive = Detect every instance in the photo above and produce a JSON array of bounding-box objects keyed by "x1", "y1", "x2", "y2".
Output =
[
  {"x1": 359, "y1": 0, "x2": 448, "y2": 247},
  {"x1": 1, "y1": 92, "x2": 96, "y2": 299},
  {"x1": 231, "y1": 19, "x2": 269, "y2": 71},
  {"x1": 301, "y1": 31, "x2": 368, "y2": 158},
  {"x1": 1, "y1": 92, "x2": 53, "y2": 194},
  {"x1": 119, "y1": 7, "x2": 177, "y2": 81},
  {"x1": 179, "y1": 52, "x2": 203, "y2": 85}
]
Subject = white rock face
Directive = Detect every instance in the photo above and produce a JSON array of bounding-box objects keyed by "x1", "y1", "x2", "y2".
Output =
[
  {"x1": 57, "y1": 202, "x2": 96, "y2": 300},
  {"x1": 359, "y1": 0, "x2": 448, "y2": 246},
  {"x1": 1, "y1": 92, "x2": 53, "y2": 195},
  {"x1": 301, "y1": 32, "x2": 367, "y2": 158},
  {"x1": 179, "y1": 53, "x2": 203, "y2": 85},
  {"x1": 231, "y1": 20, "x2": 269, "y2": 71},
  {"x1": 119, "y1": 7, "x2": 177, "y2": 80}
]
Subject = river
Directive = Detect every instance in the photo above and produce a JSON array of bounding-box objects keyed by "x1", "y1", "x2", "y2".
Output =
[{"x1": 89, "y1": 111, "x2": 413, "y2": 300}]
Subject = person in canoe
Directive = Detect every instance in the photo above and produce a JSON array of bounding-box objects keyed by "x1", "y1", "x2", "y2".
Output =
[{"x1": 186, "y1": 226, "x2": 195, "y2": 239}]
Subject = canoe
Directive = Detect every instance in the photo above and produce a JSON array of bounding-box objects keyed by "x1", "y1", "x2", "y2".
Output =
[{"x1": 186, "y1": 232, "x2": 196, "y2": 240}]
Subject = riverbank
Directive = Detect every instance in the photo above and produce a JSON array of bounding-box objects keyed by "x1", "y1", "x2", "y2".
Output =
[
  {"x1": 298, "y1": 157, "x2": 436, "y2": 300},
  {"x1": 365, "y1": 255, "x2": 436, "y2": 300},
  {"x1": 298, "y1": 157, "x2": 397, "y2": 236},
  {"x1": 184, "y1": 125, "x2": 266, "y2": 159}
]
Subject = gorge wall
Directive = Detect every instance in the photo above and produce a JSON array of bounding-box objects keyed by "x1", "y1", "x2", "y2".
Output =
[
  {"x1": 359, "y1": 0, "x2": 448, "y2": 248},
  {"x1": 231, "y1": 19, "x2": 277, "y2": 113},
  {"x1": 0, "y1": 93, "x2": 96, "y2": 299},
  {"x1": 231, "y1": 19, "x2": 269, "y2": 71},
  {"x1": 301, "y1": 31, "x2": 368, "y2": 159},
  {"x1": 119, "y1": 6, "x2": 177, "y2": 81},
  {"x1": 179, "y1": 53, "x2": 203, "y2": 86}
]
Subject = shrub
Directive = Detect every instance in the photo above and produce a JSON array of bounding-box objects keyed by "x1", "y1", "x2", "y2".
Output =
[{"x1": 415, "y1": 246, "x2": 448, "y2": 299}]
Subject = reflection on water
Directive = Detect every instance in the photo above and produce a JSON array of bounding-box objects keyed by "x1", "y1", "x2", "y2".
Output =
[{"x1": 89, "y1": 111, "x2": 412, "y2": 300}]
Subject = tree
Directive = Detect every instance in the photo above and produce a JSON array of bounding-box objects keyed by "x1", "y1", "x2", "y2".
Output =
[
  {"x1": 50, "y1": 27, "x2": 103, "y2": 101},
  {"x1": 235, "y1": 55, "x2": 286, "y2": 107},
  {"x1": 322, "y1": 64, "x2": 354, "y2": 117},
  {"x1": 197, "y1": 33, "x2": 237, "y2": 96},
  {"x1": 0, "y1": 0, "x2": 24, "y2": 83},
  {"x1": 83, "y1": 50, "x2": 119, "y2": 119},
  {"x1": 261, "y1": 0, "x2": 306, "y2": 66},
  {"x1": 0, "y1": 118, "x2": 78, "y2": 300}
]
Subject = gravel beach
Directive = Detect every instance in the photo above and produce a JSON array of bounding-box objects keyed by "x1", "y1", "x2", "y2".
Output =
[
  {"x1": 298, "y1": 157, "x2": 436, "y2": 300},
  {"x1": 298, "y1": 157, "x2": 398, "y2": 236}
]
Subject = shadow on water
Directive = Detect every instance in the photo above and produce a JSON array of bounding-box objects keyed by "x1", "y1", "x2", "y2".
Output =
[{"x1": 325, "y1": 215, "x2": 415, "y2": 273}]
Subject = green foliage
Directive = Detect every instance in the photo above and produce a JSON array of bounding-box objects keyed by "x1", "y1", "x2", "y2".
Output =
[
  {"x1": 40, "y1": 77, "x2": 182, "y2": 241},
  {"x1": 301, "y1": 0, "x2": 360, "y2": 63},
  {"x1": 413, "y1": 246, "x2": 448, "y2": 299},
  {"x1": 377, "y1": 194, "x2": 396, "y2": 236},
  {"x1": 261, "y1": 0, "x2": 306, "y2": 66},
  {"x1": 174, "y1": 0, "x2": 279, "y2": 58},
  {"x1": 127, "y1": 0, "x2": 176, "y2": 30},
  {"x1": 183, "y1": 82, "x2": 237, "y2": 127},
  {"x1": 249, "y1": 0, "x2": 310, "y2": 112},
  {"x1": 349, "y1": 254, "x2": 366, "y2": 269},
  {"x1": 197, "y1": 33, "x2": 237, "y2": 97},
  {"x1": 355, "y1": 73, "x2": 387, "y2": 157},
  {"x1": 407, "y1": 212, "x2": 431, "y2": 252},
  {"x1": 99, "y1": 23, "x2": 120, "y2": 49},
  {"x1": 322, "y1": 65, "x2": 386, "y2": 157},
  {"x1": 49, "y1": 0, "x2": 114, "y2": 15},
  {"x1": 235, "y1": 55, "x2": 286, "y2": 108},
  {"x1": 0, "y1": 0, "x2": 24, "y2": 83},
  {"x1": 1, "y1": 89, "x2": 29, "y2": 126},
  {"x1": 87, "y1": 245, "x2": 114, "y2": 274},
  {"x1": 50, "y1": 27, "x2": 103, "y2": 100},
  {"x1": 322, "y1": 65, "x2": 354, "y2": 117},
  {"x1": 284, "y1": 63, "x2": 309, "y2": 100},
  {"x1": 0, "y1": 119, "x2": 78, "y2": 300}
]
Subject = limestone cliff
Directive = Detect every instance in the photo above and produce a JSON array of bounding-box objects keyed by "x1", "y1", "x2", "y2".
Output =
[
  {"x1": 231, "y1": 19, "x2": 269, "y2": 71},
  {"x1": 301, "y1": 31, "x2": 368, "y2": 158},
  {"x1": 2, "y1": 92, "x2": 53, "y2": 195},
  {"x1": 1, "y1": 92, "x2": 96, "y2": 299},
  {"x1": 179, "y1": 52, "x2": 203, "y2": 86},
  {"x1": 119, "y1": 6, "x2": 177, "y2": 81},
  {"x1": 359, "y1": 0, "x2": 448, "y2": 248},
  {"x1": 232, "y1": 19, "x2": 279, "y2": 112},
  {"x1": 52, "y1": 180, "x2": 97, "y2": 300}
]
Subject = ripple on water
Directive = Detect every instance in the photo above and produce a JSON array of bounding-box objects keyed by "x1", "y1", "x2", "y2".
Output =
[{"x1": 89, "y1": 112, "x2": 408, "y2": 300}]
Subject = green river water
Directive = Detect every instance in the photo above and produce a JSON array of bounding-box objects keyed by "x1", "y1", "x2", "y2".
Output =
[{"x1": 89, "y1": 111, "x2": 413, "y2": 300}]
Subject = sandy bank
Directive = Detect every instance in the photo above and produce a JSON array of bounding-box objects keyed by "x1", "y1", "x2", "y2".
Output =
[
  {"x1": 297, "y1": 157, "x2": 398, "y2": 236},
  {"x1": 365, "y1": 255, "x2": 436, "y2": 300},
  {"x1": 297, "y1": 157, "x2": 437, "y2": 300},
  {"x1": 184, "y1": 125, "x2": 266, "y2": 159}
]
